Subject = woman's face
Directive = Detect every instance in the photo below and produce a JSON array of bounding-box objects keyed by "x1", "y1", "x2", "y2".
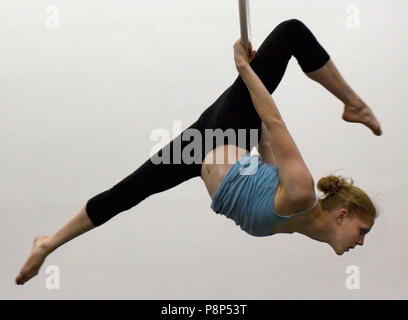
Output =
[{"x1": 331, "y1": 209, "x2": 374, "y2": 255}]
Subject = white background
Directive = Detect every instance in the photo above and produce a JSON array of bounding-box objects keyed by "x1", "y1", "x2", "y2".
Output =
[{"x1": 1, "y1": 0, "x2": 407, "y2": 299}]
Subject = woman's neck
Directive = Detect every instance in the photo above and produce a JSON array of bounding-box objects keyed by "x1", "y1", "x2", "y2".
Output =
[{"x1": 287, "y1": 201, "x2": 333, "y2": 245}]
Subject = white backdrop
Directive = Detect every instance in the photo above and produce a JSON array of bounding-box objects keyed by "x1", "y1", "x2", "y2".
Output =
[{"x1": 1, "y1": 0, "x2": 407, "y2": 299}]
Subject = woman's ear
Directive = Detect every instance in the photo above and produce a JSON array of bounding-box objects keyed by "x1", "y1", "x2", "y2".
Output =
[{"x1": 336, "y1": 208, "x2": 348, "y2": 225}]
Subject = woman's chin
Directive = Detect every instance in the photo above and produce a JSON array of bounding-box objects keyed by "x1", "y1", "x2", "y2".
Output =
[{"x1": 332, "y1": 246, "x2": 346, "y2": 256}]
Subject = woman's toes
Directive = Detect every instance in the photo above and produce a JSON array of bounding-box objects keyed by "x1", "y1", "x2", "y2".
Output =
[
  {"x1": 373, "y1": 125, "x2": 382, "y2": 136},
  {"x1": 15, "y1": 235, "x2": 51, "y2": 286},
  {"x1": 343, "y1": 102, "x2": 382, "y2": 136},
  {"x1": 16, "y1": 274, "x2": 25, "y2": 285}
]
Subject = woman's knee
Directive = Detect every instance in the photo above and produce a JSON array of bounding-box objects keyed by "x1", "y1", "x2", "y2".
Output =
[
  {"x1": 284, "y1": 18, "x2": 305, "y2": 27},
  {"x1": 281, "y1": 19, "x2": 308, "y2": 33}
]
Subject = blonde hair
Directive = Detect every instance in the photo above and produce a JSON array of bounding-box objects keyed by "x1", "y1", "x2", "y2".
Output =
[{"x1": 317, "y1": 175, "x2": 377, "y2": 221}]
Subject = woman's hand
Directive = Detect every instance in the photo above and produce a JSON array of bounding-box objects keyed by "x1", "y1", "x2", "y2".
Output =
[{"x1": 233, "y1": 38, "x2": 257, "y2": 70}]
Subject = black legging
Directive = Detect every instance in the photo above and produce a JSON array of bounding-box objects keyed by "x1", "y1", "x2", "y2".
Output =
[{"x1": 85, "y1": 19, "x2": 330, "y2": 226}]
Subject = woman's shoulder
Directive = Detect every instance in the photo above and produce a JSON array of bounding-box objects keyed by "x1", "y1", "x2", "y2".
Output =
[{"x1": 273, "y1": 182, "x2": 317, "y2": 217}]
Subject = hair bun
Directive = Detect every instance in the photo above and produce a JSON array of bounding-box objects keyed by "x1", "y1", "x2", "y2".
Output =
[{"x1": 317, "y1": 175, "x2": 352, "y2": 195}]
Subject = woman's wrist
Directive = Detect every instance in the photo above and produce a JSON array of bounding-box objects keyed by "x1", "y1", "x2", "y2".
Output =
[{"x1": 236, "y1": 61, "x2": 250, "y2": 73}]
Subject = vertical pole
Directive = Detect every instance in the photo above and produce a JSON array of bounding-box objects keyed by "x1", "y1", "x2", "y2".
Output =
[{"x1": 238, "y1": 0, "x2": 252, "y2": 51}]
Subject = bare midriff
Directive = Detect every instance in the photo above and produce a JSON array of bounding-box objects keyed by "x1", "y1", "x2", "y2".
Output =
[{"x1": 200, "y1": 145, "x2": 249, "y2": 199}]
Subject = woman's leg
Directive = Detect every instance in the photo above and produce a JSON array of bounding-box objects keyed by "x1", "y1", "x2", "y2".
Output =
[
  {"x1": 86, "y1": 119, "x2": 207, "y2": 226},
  {"x1": 16, "y1": 120, "x2": 205, "y2": 285},
  {"x1": 247, "y1": 19, "x2": 332, "y2": 95},
  {"x1": 248, "y1": 19, "x2": 380, "y2": 136},
  {"x1": 306, "y1": 59, "x2": 382, "y2": 135},
  {"x1": 198, "y1": 19, "x2": 333, "y2": 151},
  {"x1": 16, "y1": 205, "x2": 94, "y2": 284}
]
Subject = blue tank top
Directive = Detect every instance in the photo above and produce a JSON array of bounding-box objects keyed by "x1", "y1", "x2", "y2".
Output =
[{"x1": 210, "y1": 153, "x2": 316, "y2": 237}]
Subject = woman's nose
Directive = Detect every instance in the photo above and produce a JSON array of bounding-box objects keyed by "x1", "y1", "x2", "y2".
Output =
[{"x1": 357, "y1": 237, "x2": 365, "y2": 246}]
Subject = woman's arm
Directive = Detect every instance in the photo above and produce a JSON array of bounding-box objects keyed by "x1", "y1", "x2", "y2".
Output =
[
  {"x1": 238, "y1": 62, "x2": 310, "y2": 178},
  {"x1": 234, "y1": 39, "x2": 315, "y2": 203},
  {"x1": 258, "y1": 122, "x2": 277, "y2": 165},
  {"x1": 234, "y1": 44, "x2": 303, "y2": 169}
]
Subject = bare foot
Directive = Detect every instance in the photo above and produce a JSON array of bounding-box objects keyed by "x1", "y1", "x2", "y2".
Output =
[
  {"x1": 15, "y1": 235, "x2": 51, "y2": 285},
  {"x1": 342, "y1": 98, "x2": 382, "y2": 136}
]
